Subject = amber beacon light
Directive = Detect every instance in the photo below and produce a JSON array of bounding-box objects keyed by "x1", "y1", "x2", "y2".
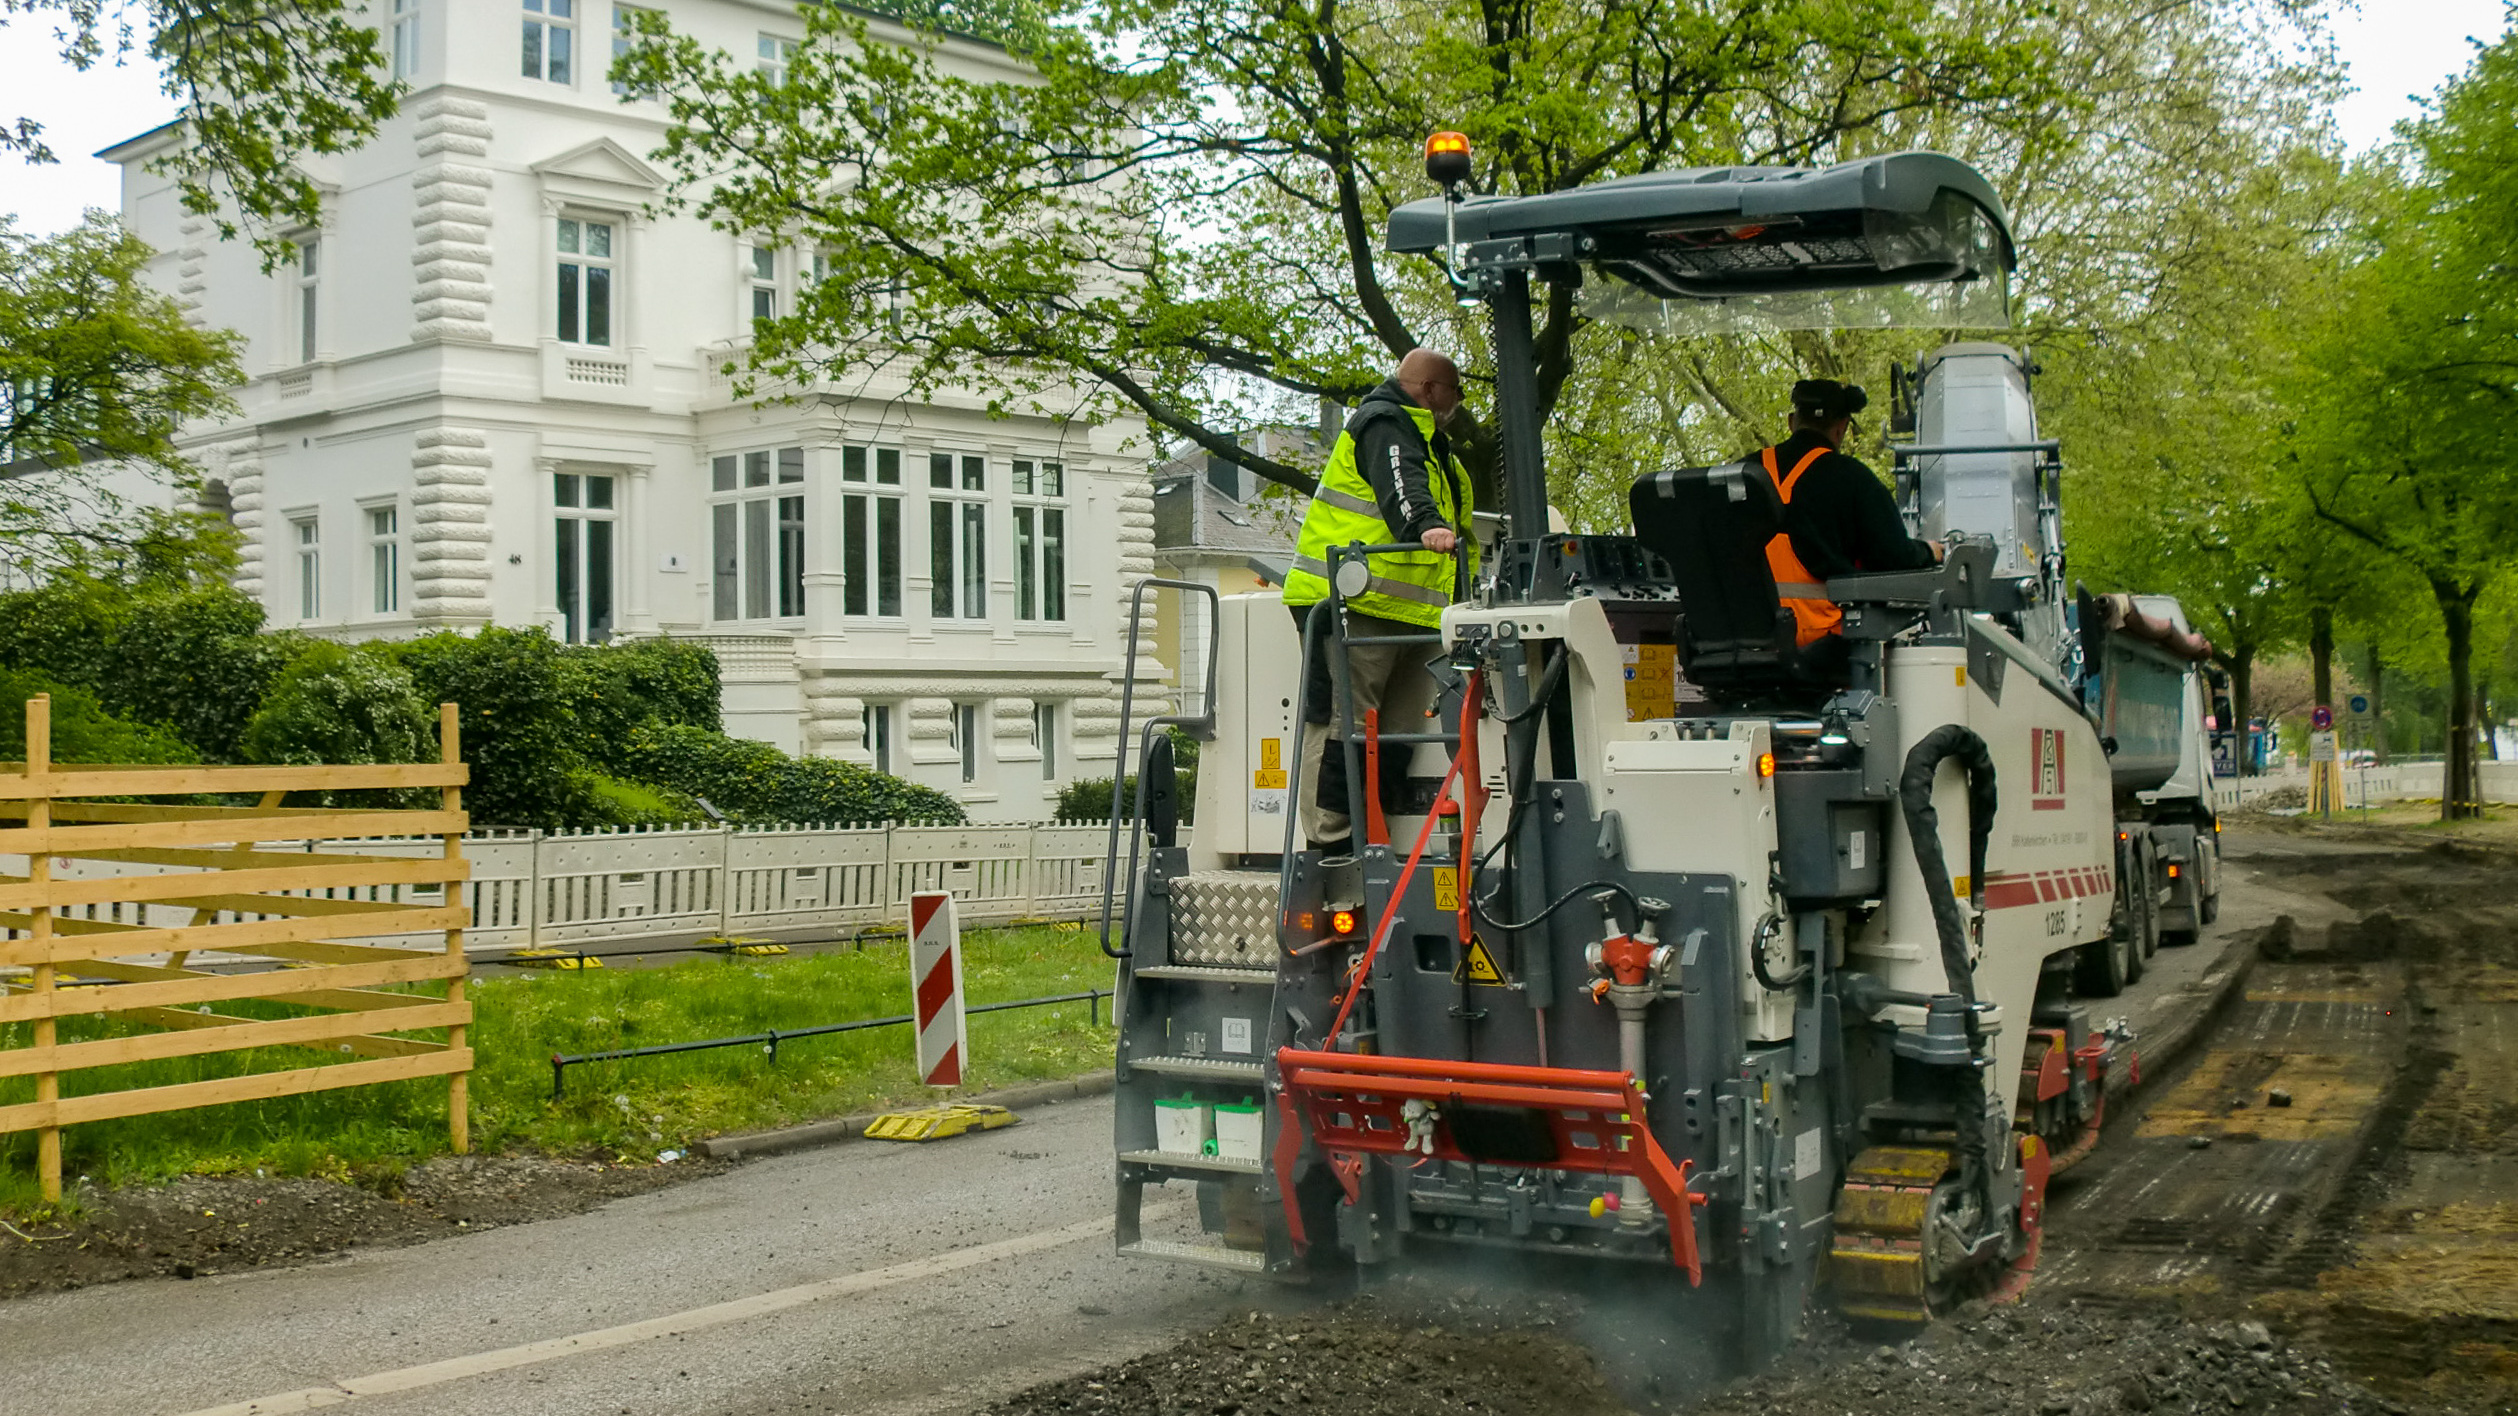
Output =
[{"x1": 1424, "y1": 131, "x2": 1472, "y2": 188}]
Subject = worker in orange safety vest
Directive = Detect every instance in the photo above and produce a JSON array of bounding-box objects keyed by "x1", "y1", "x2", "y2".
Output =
[{"x1": 1755, "y1": 379, "x2": 1942, "y2": 645}]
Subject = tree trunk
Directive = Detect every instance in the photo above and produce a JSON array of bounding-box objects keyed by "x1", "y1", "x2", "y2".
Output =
[
  {"x1": 2223, "y1": 649, "x2": 2256, "y2": 778},
  {"x1": 2370, "y1": 646, "x2": 2389, "y2": 764},
  {"x1": 2437, "y1": 581, "x2": 2481, "y2": 820},
  {"x1": 2309, "y1": 605, "x2": 2333, "y2": 710}
]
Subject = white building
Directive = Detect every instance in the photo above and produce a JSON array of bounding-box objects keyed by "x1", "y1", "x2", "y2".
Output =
[{"x1": 99, "y1": 0, "x2": 1163, "y2": 822}]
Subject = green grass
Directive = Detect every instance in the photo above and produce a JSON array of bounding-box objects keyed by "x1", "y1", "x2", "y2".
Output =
[{"x1": 0, "y1": 926, "x2": 1118, "y2": 1215}]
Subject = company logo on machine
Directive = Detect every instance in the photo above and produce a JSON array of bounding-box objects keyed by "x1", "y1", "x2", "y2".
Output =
[{"x1": 2030, "y1": 727, "x2": 2067, "y2": 811}]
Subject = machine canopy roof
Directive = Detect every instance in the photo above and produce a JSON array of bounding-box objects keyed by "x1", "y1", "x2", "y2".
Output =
[{"x1": 1387, "y1": 151, "x2": 2017, "y2": 333}]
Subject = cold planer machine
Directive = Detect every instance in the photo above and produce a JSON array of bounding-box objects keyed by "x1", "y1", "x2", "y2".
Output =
[{"x1": 1101, "y1": 145, "x2": 2138, "y2": 1356}]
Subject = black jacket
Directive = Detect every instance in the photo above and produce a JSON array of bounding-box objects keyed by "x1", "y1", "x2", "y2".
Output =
[
  {"x1": 1346, "y1": 379, "x2": 1465, "y2": 542},
  {"x1": 1766, "y1": 429, "x2": 1937, "y2": 580}
]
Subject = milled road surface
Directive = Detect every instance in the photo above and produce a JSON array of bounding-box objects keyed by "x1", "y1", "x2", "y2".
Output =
[{"x1": 0, "y1": 834, "x2": 2309, "y2": 1416}]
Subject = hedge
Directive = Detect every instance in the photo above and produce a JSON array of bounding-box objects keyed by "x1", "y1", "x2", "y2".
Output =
[
  {"x1": 237, "y1": 643, "x2": 436, "y2": 807},
  {"x1": 0, "y1": 669, "x2": 197, "y2": 765},
  {"x1": 619, "y1": 723, "x2": 964, "y2": 825}
]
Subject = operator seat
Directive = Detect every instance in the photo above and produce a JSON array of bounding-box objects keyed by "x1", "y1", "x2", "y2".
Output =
[{"x1": 1628, "y1": 463, "x2": 1849, "y2": 705}]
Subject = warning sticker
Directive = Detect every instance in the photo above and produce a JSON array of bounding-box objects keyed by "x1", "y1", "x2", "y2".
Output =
[
  {"x1": 1259, "y1": 737, "x2": 1282, "y2": 770},
  {"x1": 1252, "y1": 769, "x2": 1288, "y2": 789},
  {"x1": 1453, "y1": 934, "x2": 1507, "y2": 986},
  {"x1": 1431, "y1": 867, "x2": 1459, "y2": 912}
]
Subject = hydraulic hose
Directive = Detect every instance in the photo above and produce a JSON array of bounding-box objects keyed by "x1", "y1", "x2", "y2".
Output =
[
  {"x1": 1473, "y1": 877, "x2": 1642, "y2": 935},
  {"x1": 1897, "y1": 725, "x2": 1998, "y2": 1008},
  {"x1": 1896, "y1": 723, "x2": 1999, "y2": 1213}
]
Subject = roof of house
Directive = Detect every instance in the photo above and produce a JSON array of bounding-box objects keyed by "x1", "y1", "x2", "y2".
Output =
[{"x1": 1151, "y1": 471, "x2": 1299, "y2": 557}]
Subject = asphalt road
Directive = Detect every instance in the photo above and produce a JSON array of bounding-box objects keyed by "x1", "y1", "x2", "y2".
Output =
[{"x1": 0, "y1": 832, "x2": 2313, "y2": 1416}]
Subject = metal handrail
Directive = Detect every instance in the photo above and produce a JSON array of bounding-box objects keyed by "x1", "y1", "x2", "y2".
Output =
[{"x1": 1097, "y1": 577, "x2": 1222, "y2": 960}]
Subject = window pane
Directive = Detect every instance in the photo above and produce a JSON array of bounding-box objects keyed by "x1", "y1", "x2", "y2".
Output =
[
  {"x1": 750, "y1": 247, "x2": 775, "y2": 280},
  {"x1": 777, "y1": 495, "x2": 804, "y2": 617},
  {"x1": 558, "y1": 219, "x2": 579, "y2": 253},
  {"x1": 558, "y1": 262, "x2": 580, "y2": 343},
  {"x1": 959, "y1": 704, "x2": 976, "y2": 782},
  {"x1": 875, "y1": 448, "x2": 899, "y2": 485},
  {"x1": 522, "y1": 18, "x2": 542, "y2": 77},
  {"x1": 777, "y1": 447, "x2": 803, "y2": 483},
  {"x1": 713, "y1": 455, "x2": 737, "y2": 492},
  {"x1": 1014, "y1": 506, "x2": 1035, "y2": 621},
  {"x1": 876, "y1": 496, "x2": 901, "y2": 616},
  {"x1": 550, "y1": 0, "x2": 570, "y2": 17},
  {"x1": 370, "y1": 507, "x2": 395, "y2": 536},
  {"x1": 1038, "y1": 703, "x2": 1055, "y2": 779},
  {"x1": 556, "y1": 516, "x2": 582, "y2": 641},
  {"x1": 374, "y1": 540, "x2": 398, "y2": 615},
  {"x1": 929, "y1": 501, "x2": 954, "y2": 618},
  {"x1": 587, "y1": 474, "x2": 615, "y2": 509},
  {"x1": 549, "y1": 22, "x2": 571, "y2": 82},
  {"x1": 962, "y1": 455, "x2": 984, "y2": 491},
  {"x1": 929, "y1": 452, "x2": 952, "y2": 489},
  {"x1": 744, "y1": 497, "x2": 772, "y2": 619},
  {"x1": 554, "y1": 472, "x2": 580, "y2": 507},
  {"x1": 1011, "y1": 459, "x2": 1032, "y2": 495},
  {"x1": 1042, "y1": 461, "x2": 1063, "y2": 497},
  {"x1": 1042, "y1": 509, "x2": 1064, "y2": 620},
  {"x1": 586, "y1": 221, "x2": 610, "y2": 257},
  {"x1": 584, "y1": 266, "x2": 610, "y2": 345},
  {"x1": 962, "y1": 502, "x2": 984, "y2": 618},
  {"x1": 712, "y1": 502, "x2": 739, "y2": 620},
  {"x1": 745, "y1": 450, "x2": 770, "y2": 487},
  {"x1": 300, "y1": 284, "x2": 317, "y2": 364},
  {"x1": 843, "y1": 447, "x2": 865, "y2": 482},
  {"x1": 843, "y1": 494, "x2": 868, "y2": 615},
  {"x1": 752, "y1": 288, "x2": 774, "y2": 321},
  {"x1": 587, "y1": 518, "x2": 614, "y2": 642}
]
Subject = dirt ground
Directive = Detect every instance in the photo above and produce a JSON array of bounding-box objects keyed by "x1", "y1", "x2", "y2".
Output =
[
  {"x1": 0, "y1": 1150, "x2": 721, "y2": 1297},
  {"x1": 988, "y1": 827, "x2": 2518, "y2": 1416}
]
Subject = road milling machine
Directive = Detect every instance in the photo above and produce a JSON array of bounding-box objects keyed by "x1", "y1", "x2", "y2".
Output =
[{"x1": 1098, "y1": 145, "x2": 2214, "y2": 1355}]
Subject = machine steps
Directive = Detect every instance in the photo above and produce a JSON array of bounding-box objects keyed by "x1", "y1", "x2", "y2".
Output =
[
  {"x1": 1130, "y1": 964, "x2": 1276, "y2": 984},
  {"x1": 1118, "y1": 1148, "x2": 1264, "y2": 1175},
  {"x1": 1116, "y1": 1238, "x2": 1268, "y2": 1273},
  {"x1": 1128, "y1": 1054, "x2": 1265, "y2": 1082}
]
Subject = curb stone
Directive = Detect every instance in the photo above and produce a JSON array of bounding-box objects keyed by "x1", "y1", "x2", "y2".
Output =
[{"x1": 698, "y1": 1071, "x2": 1117, "y2": 1161}]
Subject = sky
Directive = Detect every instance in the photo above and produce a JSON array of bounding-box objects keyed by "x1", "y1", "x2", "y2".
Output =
[{"x1": 0, "y1": 0, "x2": 2511, "y2": 239}]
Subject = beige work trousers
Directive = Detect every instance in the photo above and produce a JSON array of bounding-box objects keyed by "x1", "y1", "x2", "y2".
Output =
[{"x1": 1294, "y1": 605, "x2": 1440, "y2": 849}]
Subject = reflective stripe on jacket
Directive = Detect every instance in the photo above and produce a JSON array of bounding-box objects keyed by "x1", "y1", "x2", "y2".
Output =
[
  {"x1": 1282, "y1": 403, "x2": 1477, "y2": 627},
  {"x1": 1761, "y1": 445, "x2": 1841, "y2": 646}
]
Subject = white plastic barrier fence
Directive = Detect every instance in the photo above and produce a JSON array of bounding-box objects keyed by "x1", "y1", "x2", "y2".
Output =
[{"x1": 26, "y1": 821, "x2": 1164, "y2": 957}]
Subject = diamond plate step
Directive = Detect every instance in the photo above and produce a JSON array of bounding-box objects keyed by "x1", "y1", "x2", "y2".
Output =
[
  {"x1": 1128, "y1": 1054, "x2": 1265, "y2": 1083},
  {"x1": 1168, "y1": 871, "x2": 1282, "y2": 968},
  {"x1": 1118, "y1": 1238, "x2": 1268, "y2": 1273},
  {"x1": 1119, "y1": 1148, "x2": 1264, "y2": 1175},
  {"x1": 1132, "y1": 964, "x2": 1277, "y2": 984}
]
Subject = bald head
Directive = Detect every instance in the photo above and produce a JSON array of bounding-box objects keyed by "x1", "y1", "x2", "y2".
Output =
[{"x1": 1395, "y1": 348, "x2": 1464, "y2": 421}]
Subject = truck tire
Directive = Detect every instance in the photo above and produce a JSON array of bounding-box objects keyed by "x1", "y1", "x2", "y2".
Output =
[
  {"x1": 2136, "y1": 852, "x2": 2161, "y2": 964},
  {"x1": 2075, "y1": 918, "x2": 2131, "y2": 997},
  {"x1": 2124, "y1": 851, "x2": 2150, "y2": 983},
  {"x1": 2077, "y1": 837, "x2": 2141, "y2": 997},
  {"x1": 2198, "y1": 838, "x2": 2221, "y2": 926}
]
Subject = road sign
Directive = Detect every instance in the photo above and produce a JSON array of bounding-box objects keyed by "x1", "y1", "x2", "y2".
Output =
[
  {"x1": 2348, "y1": 694, "x2": 2371, "y2": 718},
  {"x1": 2309, "y1": 730, "x2": 2338, "y2": 763},
  {"x1": 909, "y1": 890, "x2": 966, "y2": 1088},
  {"x1": 2311, "y1": 704, "x2": 2334, "y2": 731}
]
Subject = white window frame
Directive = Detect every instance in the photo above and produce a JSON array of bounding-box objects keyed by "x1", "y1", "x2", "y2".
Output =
[
  {"x1": 555, "y1": 214, "x2": 618, "y2": 348},
  {"x1": 747, "y1": 244, "x2": 779, "y2": 324},
  {"x1": 710, "y1": 448, "x2": 805, "y2": 623},
  {"x1": 1011, "y1": 457, "x2": 1067, "y2": 623},
  {"x1": 554, "y1": 471, "x2": 619, "y2": 642},
  {"x1": 926, "y1": 452, "x2": 987, "y2": 621},
  {"x1": 364, "y1": 501, "x2": 401, "y2": 616},
  {"x1": 841, "y1": 445, "x2": 904, "y2": 618},
  {"x1": 609, "y1": 3, "x2": 654, "y2": 96},
  {"x1": 391, "y1": 0, "x2": 420, "y2": 80},
  {"x1": 522, "y1": 0, "x2": 575, "y2": 84},
  {"x1": 292, "y1": 235, "x2": 320, "y2": 366},
  {"x1": 863, "y1": 702, "x2": 894, "y2": 775},
  {"x1": 950, "y1": 702, "x2": 981, "y2": 784},
  {"x1": 1034, "y1": 701, "x2": 1058, "y2": 780},
  {"x1": 289, "y1": 513, "x2": 321, "y2": 622},
  {"x1": 757, "y1": 33, "x2": 799, "y2": 84}
]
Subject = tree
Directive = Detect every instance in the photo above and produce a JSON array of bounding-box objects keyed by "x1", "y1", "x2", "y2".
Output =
[
  {"x1": 0, "y1": 214, "x2": 243, "y2": 574},
  {"x1": 4, "y1": 0, "x2": 402, "y2": 261},
  {"x1": 617, "y1": 0, "x2": 2070, "y2": 495}
]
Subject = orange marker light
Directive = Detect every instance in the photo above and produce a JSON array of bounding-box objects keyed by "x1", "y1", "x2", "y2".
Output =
[
  {"x1": 1757, "y1": 751, "x2": 1776, "y2": 779},
  {"x1": 2166, "y1": 863, "x2": 2182, "y2": 879},
  {"x1": 1329, "y1": 908, "x2": 1359, "y2": 937},
  {"x1": 1424, "y1": 131, "x2": 1472, "y2": 187}
]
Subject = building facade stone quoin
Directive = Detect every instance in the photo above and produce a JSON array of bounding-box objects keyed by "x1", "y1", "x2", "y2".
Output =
[{"x1": 99, "y1": 0, "x2": 1166, "y2": 822}]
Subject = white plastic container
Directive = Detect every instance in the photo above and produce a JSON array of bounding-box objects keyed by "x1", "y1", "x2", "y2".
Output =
[
  {"x1": 1212, "y1": 1097, "x2": 1265, "y2": 1164},
  {"x1": 1154, "y1": 1095, "x2": 1213, "y2": 1155}
]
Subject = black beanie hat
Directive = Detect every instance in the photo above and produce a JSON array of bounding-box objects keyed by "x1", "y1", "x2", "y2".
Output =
[{"x1": 1790, "y1": 379, "x2": 1868, "y2": 422}]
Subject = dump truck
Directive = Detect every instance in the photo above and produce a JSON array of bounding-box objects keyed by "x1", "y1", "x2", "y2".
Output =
[{"x1": 1098, "y1": 144, "x2": 2174, "y2": 1360}]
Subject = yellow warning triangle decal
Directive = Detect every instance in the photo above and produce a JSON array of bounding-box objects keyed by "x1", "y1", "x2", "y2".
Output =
[{"x1": 1454, "y1": 934, "x2": 1507, "y2": 986}]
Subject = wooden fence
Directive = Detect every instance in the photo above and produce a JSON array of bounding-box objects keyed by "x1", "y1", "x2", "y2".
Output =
[{"x1": 0, "y1": 696, "x2": 472, "y2": 1201}]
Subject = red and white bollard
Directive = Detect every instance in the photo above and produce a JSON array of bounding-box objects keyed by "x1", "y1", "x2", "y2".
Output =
[{"x1": 909, "y1": 889, "x2": 965, "y2": 1089}]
